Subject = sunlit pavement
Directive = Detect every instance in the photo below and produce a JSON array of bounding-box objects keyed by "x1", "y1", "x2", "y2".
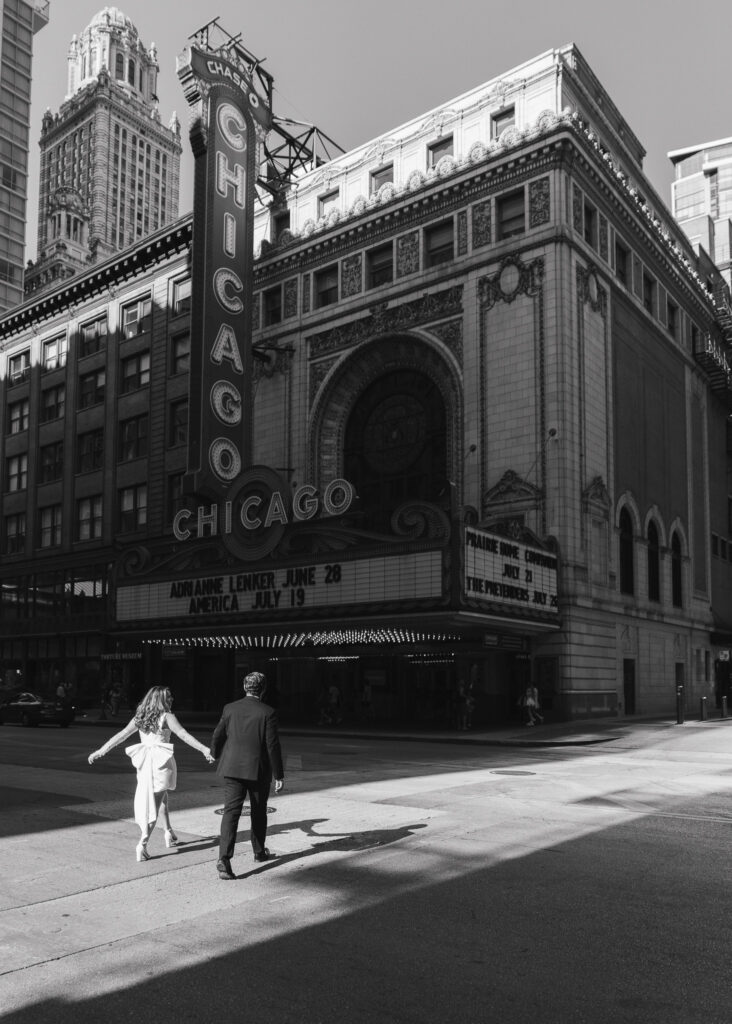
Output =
[{"x1": 1, "y1": 717, "x2": 732, "y2": 1023}]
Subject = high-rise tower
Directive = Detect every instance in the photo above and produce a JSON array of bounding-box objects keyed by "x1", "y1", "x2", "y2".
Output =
[
  {"x1": 26, "y1": 6, "x2": 181, "y2": 295},
  {"x1": 0, "y1": 0, "x2": 49, "y2": 313}
]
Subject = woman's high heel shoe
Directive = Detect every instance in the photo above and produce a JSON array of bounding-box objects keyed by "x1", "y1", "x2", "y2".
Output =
[
  {"x1": 136, "y1": 839, "x2": 150, "y2": 862},
  {"x1": 164, "y1": 828, "x2": 178, "y2": 848}
]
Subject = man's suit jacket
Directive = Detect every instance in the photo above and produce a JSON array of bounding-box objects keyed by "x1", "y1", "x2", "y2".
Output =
[{"x1": 210, "y1": 696, "x2": 284, "y2": 781}]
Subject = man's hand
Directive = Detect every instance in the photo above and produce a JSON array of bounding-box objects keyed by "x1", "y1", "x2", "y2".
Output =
[{"x1": 274, "y1": 779, "x2": 284, "y2": 793}]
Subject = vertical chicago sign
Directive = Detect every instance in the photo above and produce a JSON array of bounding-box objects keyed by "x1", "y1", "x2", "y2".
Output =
[{"x1": 177, "y1": 46, "x2": 272, "y2": 498}]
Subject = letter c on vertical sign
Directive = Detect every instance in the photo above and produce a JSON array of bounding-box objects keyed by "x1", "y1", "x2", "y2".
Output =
[
  {"x1": 217, "y1": 102, "x2": 247, "y2": 151},
  {"x1": 213, "y1": 267, "x2": 244, "y2": 314}
]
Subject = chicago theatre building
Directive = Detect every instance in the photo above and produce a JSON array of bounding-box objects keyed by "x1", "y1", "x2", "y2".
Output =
[{"x1": 1, "y1": 39, "x2": 730, "y2": 724}]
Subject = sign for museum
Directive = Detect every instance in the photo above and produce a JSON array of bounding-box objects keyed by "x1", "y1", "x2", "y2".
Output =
[
  {"x1": 463, "y1": 527, "x2": 558, "y2": 613},
  {"x1": 116, "y1": 551, "x2": 443, "y2": 622}
]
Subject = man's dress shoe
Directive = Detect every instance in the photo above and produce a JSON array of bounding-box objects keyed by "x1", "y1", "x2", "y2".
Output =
[{"x1": 217, "y1": 857, "x2": 236, "y2": 879}]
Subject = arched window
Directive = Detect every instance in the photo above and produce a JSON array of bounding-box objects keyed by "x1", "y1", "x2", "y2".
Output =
[
  {"x1": 619, "y1": 508, "x2": 634, "y2": 595},
  {"x1": 647, "y1": 522, "x2": 660, "y2": 602},
  {"x1": 344, "y1": 368, "x2": 447, "y2": 533},
  {"x1": 128, "y1": 59, "x2": 135, "y2": 86},
  {"x1": 115, "y1": 52, "x2": 124, "y2": 80},
  {"x1": 671, "y1": 532, "x2": 683, "y2": 607}
]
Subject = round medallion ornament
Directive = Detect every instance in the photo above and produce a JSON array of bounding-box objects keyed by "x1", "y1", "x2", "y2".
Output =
[
  {"x1": 363, "y1": 393, "x2": 427, "y2": 473},
  {"x1": 499, "y1": 261, "x2": 521, "y2": 298}
]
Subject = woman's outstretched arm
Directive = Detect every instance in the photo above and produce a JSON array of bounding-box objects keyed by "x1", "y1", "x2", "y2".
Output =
[
  {"x1": 164, "y1": 712, "x2": 214, "y2": 762},
  {"x1": 88, "y1": 718, "x2": 138, "y2": 764}
]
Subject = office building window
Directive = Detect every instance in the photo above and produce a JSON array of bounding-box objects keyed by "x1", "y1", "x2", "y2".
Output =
[
  {"x1": 318, "y1": 189, "x2": 339, "y2": 217},
  {"x1": 583, "y1": 201, "x2": 597, "y2": 249},
  {"x1": 173, "y1": 277, "x2": 191, "y2": 317},
  {"x1": 315, "y1": 265, "x2": 338, "y2": 308},
  {"x1": 78, "y1": 369, "x2": 106, "y2": 408},
  {"x1": 6, "y1": 453, "x2": 27, "y2": 492},
  {"x1": 7, "y1": 350, "x2": 30, "y2": 386},
  {"x1": 40, "y1": 441, "x2": 64, "y2": 483},
  {"x1": 366, "y1": 242, "x2": 394, "y2": 289},
  {"x1": 120, "y1": 351, "x2": 151, "y2": 393},
  {"x1": 39, "y1": 504, "x2": 62, "y2": 548},
  {"x1": 119, "y1": 484, "x2": 147, "y2": 532},
  {"x1": 7, "y1": 397, "x2": 29, "y2": 434},
  {"x1": 615, "y1": 239, "x2": 629, "y2": 286},
  {"x1": 171, "y1": 332, "x2": 190, "y2": 375},
  {"x1": 80, "y1": 316, "x2": 107, "y2": 356},
  {"x1": 121, "y1": 295, "x2": 152, "y2": 338},
  {"x1": 667, "y1": 299, "x2": 678, "y2": 338},
  {"x1": 427, "y1": 136, "x2": 453, "y2": 168},
  {"x1": 169, "y1": 399, "x2": 188, "y2": 447},
  {"x1": 370, "y1": 164, "x2": 394, "y2": 192},
  {"x1": 491, "y1": 107, "x2": 515, "y2": 139},
  {"x1": 647, "y1": 522, "x2": 660, "y2": 602},
  {"x1": 118, "y1": 414, "x2": 149, "y2": 462},
  {"x1": 425, "y1": 220, "x2": 454, "y2": 267},
  {"x1": 77, "y1": 495, "x2": 103, "y2": 541},
  {"x1": 43, "y1": 335, "x2": 67, "y2": 372},
  {"x1": 619, "y1": 508, "x2": 634, "y2": 595},
  {"x1": 497, "y1": 188, "x2": 525, "y2": 239},
  {"x1": 4, "y1": 512, "x2": 25, "y2": 555},
  {"x1": 263, "y1": 285, "x2": 282, "y2": 326},
  {"x1": 642, "y1": 272, "x2": 656, "y2": 315},
  {"x1": 671, "y1": 532, "x2": 683, "y2": 608},
  {"x1": 77, "y1": 428, "x2": 104, "y2": 473}
]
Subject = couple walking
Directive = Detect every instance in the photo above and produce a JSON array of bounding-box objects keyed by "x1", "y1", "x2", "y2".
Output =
[{"x1": 88, "y1": 671, "x2": 284, "y2": 879}]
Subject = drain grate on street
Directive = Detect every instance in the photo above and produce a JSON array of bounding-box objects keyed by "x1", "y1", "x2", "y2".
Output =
[{"x1": 490, "y1": 769, "x2": 536, "y2": 776}]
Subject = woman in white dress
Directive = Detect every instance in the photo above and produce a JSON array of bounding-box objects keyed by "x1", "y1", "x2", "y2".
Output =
[{"x1": 88, "y1": 686, "x2": 214, "y2": 861}]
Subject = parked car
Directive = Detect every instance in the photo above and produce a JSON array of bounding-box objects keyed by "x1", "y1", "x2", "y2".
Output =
[{"x1": 0, "y1": 690, "x2": 75, "y2": 727}]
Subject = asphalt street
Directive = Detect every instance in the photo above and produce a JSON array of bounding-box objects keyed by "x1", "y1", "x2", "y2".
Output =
[{"x1": 1, "y1": 718, "x2": 732, "y2": 1023}]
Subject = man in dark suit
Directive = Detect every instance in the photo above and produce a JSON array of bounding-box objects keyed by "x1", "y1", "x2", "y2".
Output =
[{"x1": 211, "y1": 671, "x2": 285, "y2": 880}]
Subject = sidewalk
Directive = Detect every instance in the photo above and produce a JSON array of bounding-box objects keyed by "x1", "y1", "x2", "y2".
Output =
[{"x1": 72, "y1": 707, "x2": 732, "y2": 748}]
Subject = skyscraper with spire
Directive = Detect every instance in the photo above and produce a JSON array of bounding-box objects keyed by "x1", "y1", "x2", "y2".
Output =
[
  {"x1": 0, "y1": 0, "x2": 49, "y2": 313},
  {"x1": 26, "y1": 5, "x2": 181, "y2": 296}
]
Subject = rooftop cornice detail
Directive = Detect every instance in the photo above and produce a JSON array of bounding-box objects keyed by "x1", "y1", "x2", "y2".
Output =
[{"x1": 260, "y1": 107, "x2": 721, "y2": 321}]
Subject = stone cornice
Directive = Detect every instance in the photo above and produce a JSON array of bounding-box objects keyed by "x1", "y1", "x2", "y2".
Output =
[{"x1": 0, "y1": 220, "x2": 192, "y2": 339}]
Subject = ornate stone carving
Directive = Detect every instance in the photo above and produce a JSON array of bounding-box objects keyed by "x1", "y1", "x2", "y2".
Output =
[
  {"x1": 582, "y1": 475, "x2": 611, "y2": 514},
  {"x1": 472, "y1": 200, "x2": 491, "y2": 249},
  {"x1": 391, "y1": 501, "x2": 450, "y2": 541},
  {"x1": 573, "y1": 184, "x2": 583, "y2": 233},
  {"x1": 302, "y1": 273, "x2": 311, "y2": 314},
  {"x1": 599, "y1": 215, "x2": 609, "y2": 261},
  {"x1": 478, "y1": 254, "x2": 544, "y2": 309},
  {"x1": 430, "y1": 318, "x2": 463, "y2": 365},
  {"x1": 457, "y1": 210, "x2": 468, "y2": 256},
  {"x1": 396, "y1": 232, "x2": 420, "y2": 278},
  {"x1": 529, "y1": 177, "x2": 550, "y2": 228},
  {"x1": 283, "y1": 278, "x2": 298, "y2": 319},
  {"x1": 341, "y1": 253, "x2": 363, "y2": 298},
  {"x1": 308, "y1": 286, "x2": 464, "y2": 358},
  {"x1": 577, "y1": 264, "x2": 607, "y2": 317},
  {"x1": 251, "y1": 292, "x2": 260, "y2": 333},
  {"x1": 309, "y1": 356, "x2": 339, "y2": 404}
]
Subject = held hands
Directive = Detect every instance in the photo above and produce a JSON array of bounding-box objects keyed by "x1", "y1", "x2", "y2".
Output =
[
  {"x1": 88, "y1": 750, "x2": 103, "y2": 764},
  {"x1": 203, "y1": 747, "x2": 215, "y2": 764},
  {"x1": 274, "y1": 779, "x2": 284, "y2": 793}
]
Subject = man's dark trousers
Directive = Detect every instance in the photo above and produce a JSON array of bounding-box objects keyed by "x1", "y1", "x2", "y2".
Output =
[{"x1": 220, "y1": 775, "x2": 269, "y2": 859}]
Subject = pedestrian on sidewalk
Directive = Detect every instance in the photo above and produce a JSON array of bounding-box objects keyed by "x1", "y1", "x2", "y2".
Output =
[
  {"x1": 521, "y1": 684, "x2": 543, "y2": 726},
  {"x1": 210, "y1": 671, "x2": 284, "y2": 880},
  {"x1": 87, "y1": 686, "x2": 214, "y2": 862}
]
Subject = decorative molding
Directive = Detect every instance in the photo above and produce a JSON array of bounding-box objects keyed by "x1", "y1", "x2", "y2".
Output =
[
  {"x1": 528, "y1": 176, "x2": 550, "y2": 228},
  {"x1": 308, "y1": 286, "x2": 464, "y2": 358},
  {"x1": 309, "y1": 355, "x2": 339, "y2": 404},
  {"x1": 457, "y1": 210, "x2": 468, "y2": 256},
  {"x1": 582, "y1": 475, "x2": 611, "y2": 514},
  {"x1": 471, "y1": 200, "x2": 491, "y2": 249},
  {"x1": 251, "y1": 292, "x2": 260, "y2": 333},
  {"x1": 429, "y1": 318, "x2": 463, "y2": 366},
  {"x1": 599, "y1": 214, "x2": 609, "y2": 262},
  {"x1": 396, "y1": 232, "x2": 420, "y2": 278},
  {"x1": 302, "y1": 272, "x2": 311, "y2": 314},
  {"x1": 341, "y1": 253, "x2": 363, "y2": 298},
  {"x1": 478, "y1": 253, "x2": 544, "y2": 309},
  {"x1": 572, "y1": 183, "x2": 583, "y2": 232},
  {"x1": 283, "y1": 277, "x2": 298, "y2": 319},
  {"x1": 482, "y1": 470, "x2": 544, "y2": 523},
  {"x1": 577, "y1": 264, "x2": 607, "y2": 316}
]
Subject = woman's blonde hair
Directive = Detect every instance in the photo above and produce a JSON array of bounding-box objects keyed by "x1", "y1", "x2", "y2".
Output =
[{"x1": 134, "y1": 686, "x2": 172, "y2": 733}]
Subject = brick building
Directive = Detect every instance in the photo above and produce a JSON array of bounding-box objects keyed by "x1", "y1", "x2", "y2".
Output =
[{"x1": 0, "y1": 43, "x2": 730, "y2": 724}]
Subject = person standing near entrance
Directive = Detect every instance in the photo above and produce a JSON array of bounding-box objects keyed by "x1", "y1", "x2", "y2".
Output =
[
  {"x1": 210, "y1": 671, "x2": 284, "y2": 880},
  {"x1": 522, "y1": 683, "x2": 543, "y2": 726}
]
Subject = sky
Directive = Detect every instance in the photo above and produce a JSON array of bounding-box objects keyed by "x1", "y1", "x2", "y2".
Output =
[{"x1": 24, "y1": 0, "x2": 732, "y2": 261}]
